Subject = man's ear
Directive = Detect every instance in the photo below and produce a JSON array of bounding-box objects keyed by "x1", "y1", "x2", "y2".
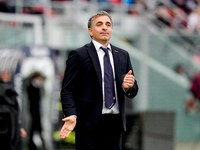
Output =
[{"x1": 88, "y1": 28, "x2": 93, "y2": 37}]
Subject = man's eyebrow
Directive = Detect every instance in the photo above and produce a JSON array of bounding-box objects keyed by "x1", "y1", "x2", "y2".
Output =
[
  {"x1": 96, "y1": 21, "x2": 111, "y2": 24},
  {"x1": 106, "y1": 21, "x2": 111, "y2": 24},
  {"x1": 96, "y1": 21, "x2": 103, "y2": 24}
]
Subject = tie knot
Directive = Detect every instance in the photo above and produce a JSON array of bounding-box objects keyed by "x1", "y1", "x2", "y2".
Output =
[{"x1": 101, "y1": 47, "x2": 109, "y2": 54}]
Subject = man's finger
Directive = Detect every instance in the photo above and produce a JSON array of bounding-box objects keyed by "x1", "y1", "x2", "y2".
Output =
[
  {"x1": 66, "y1": 131, "x2": 71, "y2": 137},
  {"x1": 60, "y1": 131, "x2": 66, "y2": 139},
  {"x1": 60, "y1": 127, "x2": 68, "y2": 139}
]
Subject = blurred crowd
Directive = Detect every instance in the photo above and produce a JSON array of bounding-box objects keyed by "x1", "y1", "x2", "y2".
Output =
[
  {"x1": 152, "y1": 0, "x2": 200, "y2": 34},
  {"x1": 0, "y1": 0, "x2": 200, "y2": 34}
]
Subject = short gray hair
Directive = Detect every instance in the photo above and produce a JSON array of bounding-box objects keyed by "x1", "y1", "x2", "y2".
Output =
[{"x1": 88, "y1": 10, "x2": 113, "y2": 29}]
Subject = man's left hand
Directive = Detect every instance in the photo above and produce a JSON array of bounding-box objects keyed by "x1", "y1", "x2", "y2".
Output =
[{"x1": 123, "y1": 70, "x2": 135, "y2": 90}]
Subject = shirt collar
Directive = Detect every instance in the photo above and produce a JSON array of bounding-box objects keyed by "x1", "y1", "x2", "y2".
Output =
[{"x1": 92, "y1": 40, "x2": 111, "y2": 52}]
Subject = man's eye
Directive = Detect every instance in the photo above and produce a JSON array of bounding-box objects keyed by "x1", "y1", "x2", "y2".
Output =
[
  {"x1": 97, "y1": 23, "x2": 102, "y2": 26},
  {"x1": 107, "y1": 23, "x2": 111, "y2": 27}
]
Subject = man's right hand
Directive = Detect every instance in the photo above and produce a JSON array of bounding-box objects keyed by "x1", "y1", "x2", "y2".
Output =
[{"x1": 60, "y1": 115, "x2": 77, "y2": 139}]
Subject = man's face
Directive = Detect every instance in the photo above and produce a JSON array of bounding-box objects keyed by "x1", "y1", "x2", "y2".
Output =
[
  {"x1": 1, "y1": 72, "x2": 10, "y2": 83},
  {"x1": 88, "y1": 15, "x2": 112, "y2": 45}
]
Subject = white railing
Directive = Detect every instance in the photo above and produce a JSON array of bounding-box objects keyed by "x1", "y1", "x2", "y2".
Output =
[{"x1": 0, "y1": 12, "x2": 43, "y2": 45}]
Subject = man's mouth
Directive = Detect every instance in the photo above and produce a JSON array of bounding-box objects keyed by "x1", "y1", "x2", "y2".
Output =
[{"x1": 101, "y1": 32, "x2": 108, "y2": 35}]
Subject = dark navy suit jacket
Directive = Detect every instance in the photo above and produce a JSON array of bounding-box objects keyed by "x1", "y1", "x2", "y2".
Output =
[{"x1": 61, "y1": 42, "x2": 138, "y2": 132}]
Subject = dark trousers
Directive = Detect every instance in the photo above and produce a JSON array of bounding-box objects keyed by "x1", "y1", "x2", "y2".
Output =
[{"x1": 76, "y1": 114, "x2": 122, "y2": 150}]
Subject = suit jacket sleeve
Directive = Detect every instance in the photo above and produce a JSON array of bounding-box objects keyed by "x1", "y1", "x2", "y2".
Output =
[
  {"x1": 121, "y1": 50, "x2": 138, "y2": 99},
  {"x1": 61, "y1": 50, "x2": 80, "y2": 117}
]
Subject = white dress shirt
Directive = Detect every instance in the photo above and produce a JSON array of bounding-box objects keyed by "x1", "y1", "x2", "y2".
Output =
[{"x1": 92, "y1": 40, "x2": 119, "y2": 114}]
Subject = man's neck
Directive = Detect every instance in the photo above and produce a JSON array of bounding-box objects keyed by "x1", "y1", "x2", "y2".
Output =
[{"x1": 92, "y1": 39, "x2": 109, "y2": 48}]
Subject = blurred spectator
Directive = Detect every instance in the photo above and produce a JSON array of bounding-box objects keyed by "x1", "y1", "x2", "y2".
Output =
[
  {"x1": 153, "y1": 2, "x2": 173, "y2": 29},
  {"x1": 192, "y1": 53, "x2": 200, "y2": 65},
  {"x1": 27, "y1": 72, "x2": 46, "y2": 150},
  {"x1": 123, "y1": 0, "x2": 134, "y2": 8},
  {"x1": 0, "y1": 1, "x2": 9, "y2": 13},
  {"x1": 171, "y1": 0, "x2": 190, "y2": 14},
  {"x1": 185, "y1": 0, "x2": 200, "y2": 14},
  {"x1": 0, "y1": 71, "x2": 26, "y2": 150},
  {"x1": 128, "y1": 0, "x2": 148, "y2": 15},
  {"x1": 109, "y1": 0, "x2": 121, "y2": 5},
  {"x1": 190, "y1": 72, "x2": 200, "y2": 100},
  {"x1": 0, "y1": 1, "x2": 15, "y2": 13},
  {"x1": 174, "y1": 64, "x2": 186, "y2": 74},
  {"x1": 170, "y1": 4, "x2": 188, "y2": 29},
  {"x1": 0, "y1": 71, "x2": 11, "y2": 82},
  {"x1": 23, "y1": 4, "x2": 44, "y2": 15},
  {"x1": 187, "y1": 5, "x2": 200, "y2": 33},
  {"x1": 174, "y1": 64, "x2": 190, "y2": 80}
]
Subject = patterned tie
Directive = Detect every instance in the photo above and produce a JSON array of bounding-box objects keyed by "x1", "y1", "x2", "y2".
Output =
[{"x1": 101, "y1": 47, "x2": 116, "y2": 109}]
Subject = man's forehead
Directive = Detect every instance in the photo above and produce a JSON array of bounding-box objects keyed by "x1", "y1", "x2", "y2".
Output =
[{"x1": 94, "y1": 15, "x2": 111, "y2": 23}]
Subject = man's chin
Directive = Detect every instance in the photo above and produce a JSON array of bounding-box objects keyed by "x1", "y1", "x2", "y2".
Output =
[{"x1": 101, "y1": 37, "x2": 110, "y2": 42}]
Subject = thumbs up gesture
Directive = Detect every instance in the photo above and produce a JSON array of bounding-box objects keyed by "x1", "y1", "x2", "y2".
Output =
[{"x1": 123, "y1": 70, "x2": 135, "y2": 90}]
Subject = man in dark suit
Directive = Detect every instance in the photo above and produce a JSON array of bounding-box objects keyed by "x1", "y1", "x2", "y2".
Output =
[
  {"x1": 60, "y1": 11, "x2": 138, "y2": 150},
  {"x1": 0, "y1": 71, "x2": 26, "y2": 150},
  {"x1": 27, "y1": 72, "x2": 46, "y2": 150}
]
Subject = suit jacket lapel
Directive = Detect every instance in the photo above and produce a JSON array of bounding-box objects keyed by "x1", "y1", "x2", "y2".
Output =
[
  {"x1": 87, "y1": 42, "x2": 102, "y2": 88},
  {"x1": 86, "y1": 43, "x2": 121, "y2": 89}
]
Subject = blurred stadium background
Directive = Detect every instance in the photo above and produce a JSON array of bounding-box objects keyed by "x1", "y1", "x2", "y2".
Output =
[{"x1": 1, "y1": 0, "x2": 200, "y2": 150}]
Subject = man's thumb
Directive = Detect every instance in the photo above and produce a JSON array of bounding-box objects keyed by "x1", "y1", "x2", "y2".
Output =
[
  {"x1": 127, "y1": 70, "x2": 132, "y2": 75},
  {"x1": 62, "y1": 118, "x2": 69, "y2": 122}
]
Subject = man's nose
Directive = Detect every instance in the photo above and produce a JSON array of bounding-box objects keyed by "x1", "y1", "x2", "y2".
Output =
[{"x1": 102, "y1": 24, "x2": 107, "y2": 30}]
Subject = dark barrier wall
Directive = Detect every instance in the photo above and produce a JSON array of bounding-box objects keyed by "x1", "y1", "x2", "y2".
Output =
[{"x1": 123, "y1": 111, "x2": 175, "y2": 150}]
